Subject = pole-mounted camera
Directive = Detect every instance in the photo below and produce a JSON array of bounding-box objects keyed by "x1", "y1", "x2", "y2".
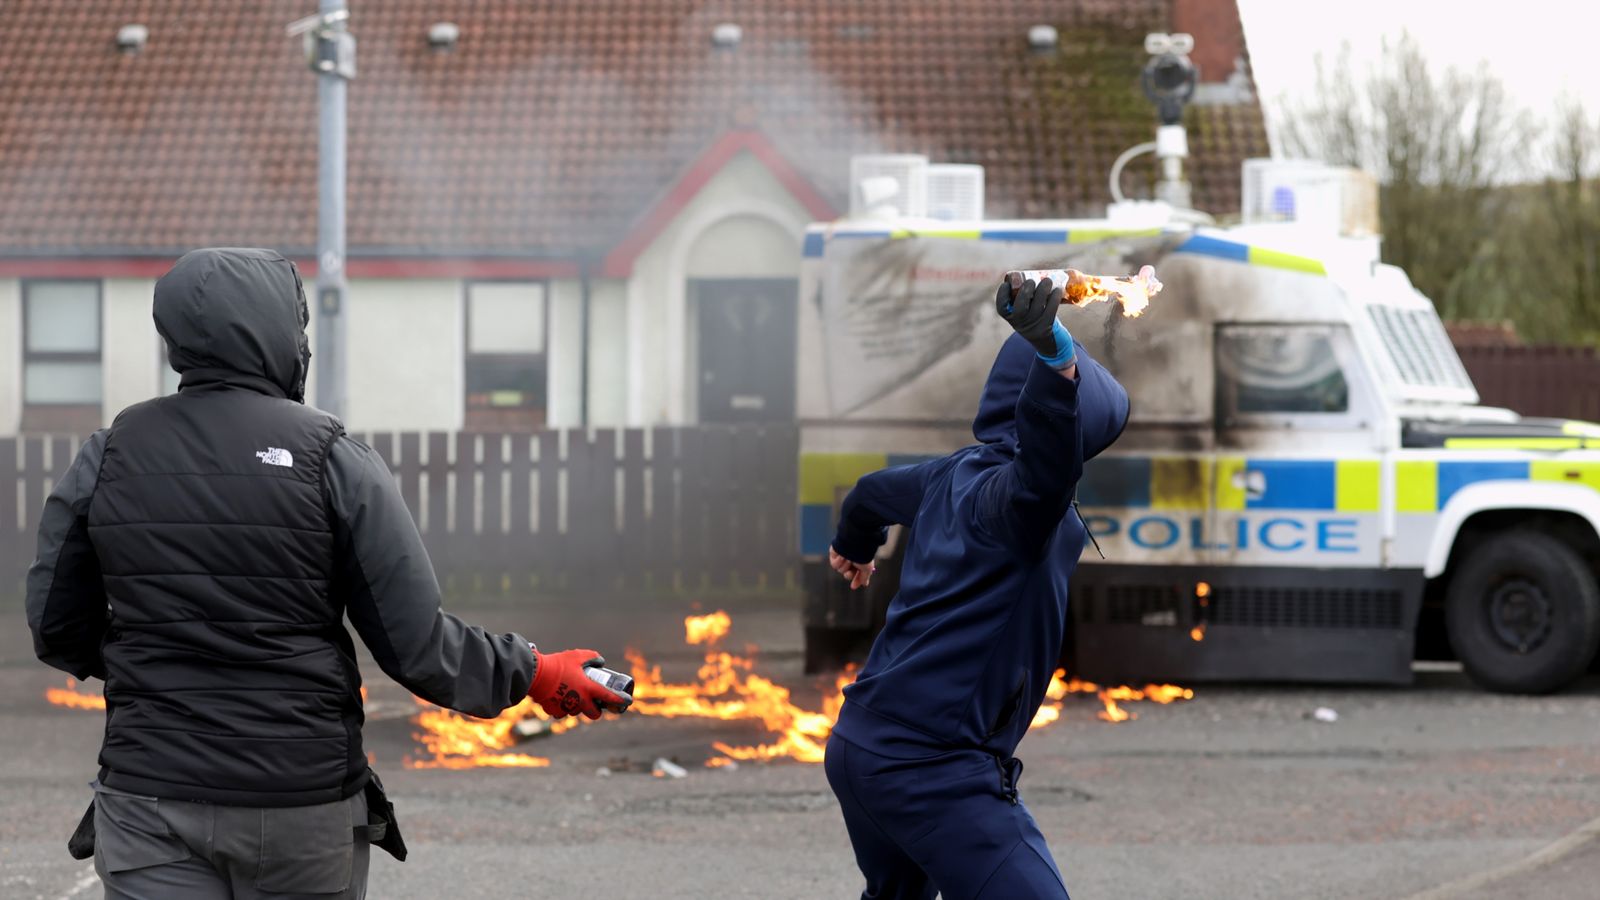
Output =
[
  {"x1": 1122, "y1": 32, "x2": 1196, "y2": 210},
  {"x1": 1141, "y1": 32, "x2": 1197, "y2": 127}
]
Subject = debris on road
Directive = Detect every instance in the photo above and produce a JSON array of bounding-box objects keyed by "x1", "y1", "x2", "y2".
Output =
[
  {"x1": 512, "y1": 717, "x2": 555, "y2": 741},
  {"x1": 1313, "y1": 707, "x2": 1340, "y2": 723},
  {"x1": 652, "y1": 758, "x2": 689, "y2": 779}
]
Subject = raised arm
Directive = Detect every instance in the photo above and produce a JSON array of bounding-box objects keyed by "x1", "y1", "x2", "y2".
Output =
[{"x1": 977, "y1": 274, "x2": 1128, "y2": 554}]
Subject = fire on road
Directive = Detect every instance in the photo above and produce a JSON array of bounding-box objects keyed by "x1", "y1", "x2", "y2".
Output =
[{"x1": 43, "y1": 610, "x2": 1196, "y2": 769}]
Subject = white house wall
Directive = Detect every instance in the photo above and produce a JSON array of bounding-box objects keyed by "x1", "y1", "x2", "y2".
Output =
[
  {"x1": 626, "y1": 150, "x2": 811, "y2": 425},
  {"x1": 546, "y1": 279, "x2": 583, "y2": 428},
  {"x1": 685, "y1": 214, "x2": 800, "y2": 279},
  {"x1": 0, "y1": 279, "x2": 19, "y2": 434},
  {"x1": 587, "y1": 278, "x2": 629, "y2": 427},
  {"x1": 102, "y1": 278, "x2": 161, "y2": 425},
  {"x1": 344, "y1": 278, "x2": 460, "y2": 433},
  {"x1": 5, "y1": 146, "x2": 817, "y2": 436}
]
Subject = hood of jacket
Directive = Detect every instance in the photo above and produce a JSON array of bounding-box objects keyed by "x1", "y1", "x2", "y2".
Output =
[
  {"x1": 970, "y1": 333, "x2": 1129, "y2": 461},
  {"x1": 154, "y1": 248, "x2": 311, "y2": 402}
]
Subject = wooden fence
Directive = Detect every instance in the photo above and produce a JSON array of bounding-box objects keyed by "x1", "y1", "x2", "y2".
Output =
[
  {"x1": 1455, "y1": 344, "x2": 1600, "y2": 421},
  {"x1": 3, "y1": 426, "x2": 799, "y2": 599}
]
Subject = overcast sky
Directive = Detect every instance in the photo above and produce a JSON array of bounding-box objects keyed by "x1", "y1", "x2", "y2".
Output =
[{"x1": 1236, "y1": 0, "x2": 1600, "y2": 153}]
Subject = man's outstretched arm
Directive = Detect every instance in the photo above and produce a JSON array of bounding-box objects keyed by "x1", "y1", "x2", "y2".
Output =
[
  {"x1": 26, "y1": 432, "x2": 111, "y2": 679},
  {"x1": 329, "y1": 435, "x2": 624, "y2": 720},
  {"x1": 327, "y1": 436, "x2": 535, "y2": 717}
]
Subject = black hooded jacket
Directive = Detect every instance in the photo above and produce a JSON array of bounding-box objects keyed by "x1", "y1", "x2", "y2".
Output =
[{"x1": 26, "y1": 248, "x2": 536, "y2": 806}]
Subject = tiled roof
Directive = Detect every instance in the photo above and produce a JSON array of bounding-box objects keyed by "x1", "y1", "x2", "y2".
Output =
[{"x1": 0, "y1": 1, "x2": 1269, "y2": 257}]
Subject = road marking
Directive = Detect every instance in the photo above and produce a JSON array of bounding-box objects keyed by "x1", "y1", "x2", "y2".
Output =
[
  {"x1": 56, "y1": 865, "x2": 98, "y2": 899},
  {"x1": 1401, "y1": 812, "x2": 1600, "y2": 900}
]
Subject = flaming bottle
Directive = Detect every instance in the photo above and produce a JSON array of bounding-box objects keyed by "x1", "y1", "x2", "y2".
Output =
[{"x1": 1017, "y1": 264, "x2": 1162, "y2": 317}]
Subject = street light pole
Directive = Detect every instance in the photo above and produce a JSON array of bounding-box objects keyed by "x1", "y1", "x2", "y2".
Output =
[
  {"x1": 290, "y1": 2, "x2": 356, "y2": 417},
  {"x1": 315, "y1": 0, "x2": 349, "y2": 417}
]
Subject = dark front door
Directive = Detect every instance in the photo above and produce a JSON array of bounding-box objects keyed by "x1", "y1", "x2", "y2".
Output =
[{"x1": 692, "y1": 278, "x2": 797, "y2": 423}]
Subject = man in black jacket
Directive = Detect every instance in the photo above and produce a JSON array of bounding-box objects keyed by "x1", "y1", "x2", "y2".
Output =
[{"x1": 26, "y1": 248, "x2": 626, "y2": 898}]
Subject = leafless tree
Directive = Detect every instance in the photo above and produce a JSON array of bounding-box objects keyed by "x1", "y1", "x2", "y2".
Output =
[
  {"x1": 1275, "y1": 33, "x2": 1528, "y2": 323},
  {"x1": 1524, "y1": 98, "x2": 1600, "y2": 340}
]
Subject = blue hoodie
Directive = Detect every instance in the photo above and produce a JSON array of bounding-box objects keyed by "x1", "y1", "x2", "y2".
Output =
[{"x1": 829, "y1": 334, "x2": 1130, "y2": 760}]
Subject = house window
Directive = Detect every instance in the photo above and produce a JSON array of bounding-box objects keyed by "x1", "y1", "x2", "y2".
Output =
[
  {"x1": 464, "y1": 281, "x2": 547, "y2": 431},
  {"x1": 22, "y1": 280, "x2": 102, "y2": 433}
]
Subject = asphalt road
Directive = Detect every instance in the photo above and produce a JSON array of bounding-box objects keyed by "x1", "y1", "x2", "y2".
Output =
[{"x1": 5, "y1": 600, "x2": 1600, "y2": 899}]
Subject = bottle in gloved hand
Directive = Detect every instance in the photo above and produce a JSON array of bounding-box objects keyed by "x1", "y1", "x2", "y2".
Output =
[
  {"x1": 527, "y1": 646, "x2": 632, "y2": 720},
  {"x1": 996, "y1": 273, "x2": 1075, "y2": 369},
  {"x1": 1015, "y1": 264, "x2": 1162, "y2": 317}
]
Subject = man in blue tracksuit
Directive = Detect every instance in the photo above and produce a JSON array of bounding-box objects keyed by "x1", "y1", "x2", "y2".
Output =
[{"x1": 824, "y1": 272, "x2": 1130, "y2": 900}]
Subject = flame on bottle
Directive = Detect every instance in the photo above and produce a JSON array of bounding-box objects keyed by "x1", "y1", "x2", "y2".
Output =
[{"x1": 1017, "y1": 265, "x2": 1163, "y2": 318}]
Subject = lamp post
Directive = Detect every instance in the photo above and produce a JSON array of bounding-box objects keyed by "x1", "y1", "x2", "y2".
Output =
[{"x1": 288, "y1": 3, "x2": 356, "y2": 416}]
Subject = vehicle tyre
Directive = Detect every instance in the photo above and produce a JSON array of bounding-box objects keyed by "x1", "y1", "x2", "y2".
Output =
[{"x1": 1446, "y1": 530, "x2": 1600, "y2": 694}]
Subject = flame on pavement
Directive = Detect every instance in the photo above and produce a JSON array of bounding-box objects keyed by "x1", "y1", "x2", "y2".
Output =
[
  {"x1": 256, "y1": 613, "x2": 1192, "y2": 770},
  {"x1": 44, "y1": 678, "x2": 106, "y2": 710},
  {"x1": 37, "y1": 616, "x2": 1194, "y2": 769},
  {"x1": 684, "y1": 611, "x2": 732, "y2": 645},
  {"x1": 405, "y1": 697, "x2": 585, "y2": 769},
  {"x1": 625, "y1": 636, "x2": 857, "y2": 764},
  {"x1": 1028, "y1": 669, "x2": 1193, "y2": 726}
]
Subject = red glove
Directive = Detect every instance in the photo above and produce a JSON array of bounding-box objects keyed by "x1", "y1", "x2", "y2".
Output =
[{"x1": 528, "y1": 648, "x2": 624, "y2": 721}]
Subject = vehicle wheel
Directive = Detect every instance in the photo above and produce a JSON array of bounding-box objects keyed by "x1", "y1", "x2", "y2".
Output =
[{"x1": 1446, "y1": 530, "x2": 1600, "y2": 694}]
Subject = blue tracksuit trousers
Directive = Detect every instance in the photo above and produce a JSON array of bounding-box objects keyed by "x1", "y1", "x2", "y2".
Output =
[{"x1": 824, "y1": 736, "x2": 1070, "y2": 900}]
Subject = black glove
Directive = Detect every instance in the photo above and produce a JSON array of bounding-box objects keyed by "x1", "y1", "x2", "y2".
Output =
[{"x1": 996, "y1": 273, "x2": 1072, "y2": 365}]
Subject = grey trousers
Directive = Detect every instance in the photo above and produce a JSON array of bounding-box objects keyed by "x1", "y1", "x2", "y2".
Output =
[{"x1": 91, "y1": 783, "x2": 369, "y2": 899}]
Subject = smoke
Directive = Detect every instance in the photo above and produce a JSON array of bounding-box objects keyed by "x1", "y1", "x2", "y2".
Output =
[
  {"x1": 0, "y1": 1, "x2": 1181, "y2": 257},
  {"x1": 357, "y1": 1, "x2": 910, "y2": 256}
]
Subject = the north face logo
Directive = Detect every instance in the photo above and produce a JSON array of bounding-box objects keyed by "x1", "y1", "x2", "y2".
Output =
[{"x1": 255, "y1": 447, "x2": 294, "y2": 468}]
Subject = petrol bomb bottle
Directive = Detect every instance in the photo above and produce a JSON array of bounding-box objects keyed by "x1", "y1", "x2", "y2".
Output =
[{"x1": 1016, "y1": 264, "x2": 1163, "y2": 317}]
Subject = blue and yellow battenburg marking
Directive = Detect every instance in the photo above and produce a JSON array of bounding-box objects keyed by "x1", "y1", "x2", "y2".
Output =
[
  {"x1": 798, "y1": 452, "x2": 938, "y2": 555},
  {"x1": 801, "y1": 229, "x2": 1327, "y2": 276},
  {"x1": 798, "y1": 451, "x2": 1600, "y2": 553},
  {"x1": 1078, "y1": 457, "x2": 1378, "y2": 511},
  {"x1": 1081, "y1": 456, "x2": 1600, "y2": 513}
]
